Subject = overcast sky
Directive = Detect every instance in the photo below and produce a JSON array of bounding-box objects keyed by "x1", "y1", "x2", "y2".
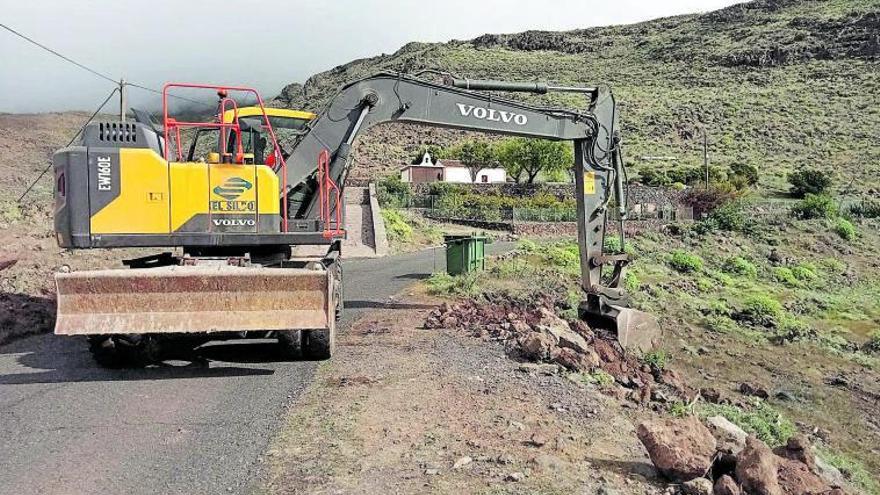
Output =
[{"x1": 1, "y1": 0, "x2": 741, "y2": 113}]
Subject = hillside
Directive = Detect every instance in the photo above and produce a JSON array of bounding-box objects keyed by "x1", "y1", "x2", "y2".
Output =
[{"x1": 274, "y1": 0, "x2": 880, "y2": 193}]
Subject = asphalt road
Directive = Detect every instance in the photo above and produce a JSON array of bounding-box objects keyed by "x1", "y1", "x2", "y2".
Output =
[{"x1": 0, "y1": 244, "x2": 498, "y2": 495}]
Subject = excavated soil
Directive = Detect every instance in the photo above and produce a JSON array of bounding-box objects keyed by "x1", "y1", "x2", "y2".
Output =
[{"x1": 265, "y1": 288, "x2": 669, "y2": 494}]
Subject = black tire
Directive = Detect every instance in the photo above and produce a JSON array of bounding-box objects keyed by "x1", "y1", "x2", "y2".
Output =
[
  {"x1": 303, "y1": 328, "x2": 334, "y2": 360},
  {"x1": 277, "y1": 330, "x2": 303, "y2": 360},
  {"x1": 87, "y1": 334, "x2": 161, "y2": 368}
]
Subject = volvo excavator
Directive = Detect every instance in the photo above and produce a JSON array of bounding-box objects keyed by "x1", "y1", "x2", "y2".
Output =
[{"x1": 52, "y1": 72, "x2": 661, "y2": 366}]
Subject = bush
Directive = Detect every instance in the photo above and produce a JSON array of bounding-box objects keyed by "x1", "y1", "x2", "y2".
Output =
[
  {"x1": 739, "y1": 294, "x2": 783, "y2": 327},
  {"x1": 668, "y1": 250, "x2": 704, "y2": 273},
  {"x1": 0, "y1": 200, "x2": 23, "y2": 224},
  {"x1": 834, "y1": 218, "x2": 858, "y2": 241},
  {"x1": 381, "y1": 209, "x2": 413, "y2": 243},
  {"x1": 624, "y1": 271, "x2": 641, "y2": 292},
  {"x1": 848, "y1": 197, "x2": 880, "y2": 219},
  {"x1": 723, "y1": 256, "x2": 758, "y2": 278},
  {"x1": 772, "y1": 267, "x2": 801, "y2": 288},
  {"x1": 604, "y1": 236, "x2": 636, "y2": 255},
  {"x1": 682, "y1": 184, "x2": 743, "y2": 216},
  {"x1": 791, "y1": 263, "x2": 818, "y2": 283},
  {"x1": 516, "y1": 239, "x2": 538, "y2": 253},
  {"x1": 863, "y1": 330, "x2": 880, "y2": 354},
  {"x1": 790, "y1": 193, "x2": 837, "y2": 220},
  {"x1": 377, "y1": 175, "x2": 411, "y2": 208},
  {"x1": 729, "y1": 163, "x2": 759, "y2": 187},
  {"x1": 788, "y1": 167, "x2": 833, "y2": 197},
  {"x1": 699, "y1": 401, "x2": 796, "y2": 447},
  {"x1": 642, "y1": 350, "x2": 671, "y2": 370}
]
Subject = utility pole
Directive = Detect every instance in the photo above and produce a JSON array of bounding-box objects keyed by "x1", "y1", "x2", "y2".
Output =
[
  {"x1": 119, "y1": 78, "x2": 126, "y2": 122},
  {"x1": 702, "y1": 127, "x2": 709, "y2": 189}
]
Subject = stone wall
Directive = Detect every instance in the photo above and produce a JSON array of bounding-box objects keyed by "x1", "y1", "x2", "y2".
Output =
[
  {"x1": 405, "y1": 182, "x2": 685, "y2": 210},
  {"x1": 511, "y1": 219, "x2": 672, "y2": 238}
]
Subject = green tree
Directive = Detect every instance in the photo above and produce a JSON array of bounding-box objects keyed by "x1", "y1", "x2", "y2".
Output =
[
  {"x1": 495, "y1": 138, "x2": 573, "y2": 184},
  {"x1": 458, "y1": 140, "x2": 498, "y2": 182}
]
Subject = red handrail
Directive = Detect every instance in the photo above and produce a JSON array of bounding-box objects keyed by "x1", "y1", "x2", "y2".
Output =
[
  {"x1": 317, "y1": 149, "x2": 344, "y2": 239},
  {"x1": 161, "y1": 82, "x2": 289, "y2": 232}
]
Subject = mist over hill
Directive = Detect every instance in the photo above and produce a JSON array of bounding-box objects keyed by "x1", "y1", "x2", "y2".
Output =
[{"x1": 274, "y1": 0, "x2": 880, "y2": 192}]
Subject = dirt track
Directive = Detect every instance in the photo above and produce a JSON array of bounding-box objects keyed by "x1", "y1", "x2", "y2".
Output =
[{"x1": 0, "y1": 246, "x2": 492, "y2": 495}]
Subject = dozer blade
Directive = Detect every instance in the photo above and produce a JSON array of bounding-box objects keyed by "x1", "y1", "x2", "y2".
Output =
[
  {"x1": 55, "y1": 266, "x2": 333, "y2": 336},
  {"x1": 609, "y1": 305, "x2": 662, "y2": 355}
]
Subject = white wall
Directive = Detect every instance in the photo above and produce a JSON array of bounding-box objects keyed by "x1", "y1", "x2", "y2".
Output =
[{"x1": 443, "y1": 167, "x2": 506, "y2": 183}]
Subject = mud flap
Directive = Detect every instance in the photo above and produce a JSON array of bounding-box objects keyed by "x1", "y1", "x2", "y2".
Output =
[{"x1": 54, "y1": 266, "x2": 332, "y2": 336}]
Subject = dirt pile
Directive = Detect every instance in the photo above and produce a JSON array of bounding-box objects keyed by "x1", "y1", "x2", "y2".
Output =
[
  {"x1": 424, "y1": 298, "x2": 690, "y2": 406},
  {"x1": 635, "y1": 416, "x2": 847, "y2": 495}
]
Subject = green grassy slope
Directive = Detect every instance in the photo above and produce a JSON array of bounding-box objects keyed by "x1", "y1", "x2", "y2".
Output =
[{"x1": 274, "y1": 0, "x2": 880, "y2": 192}]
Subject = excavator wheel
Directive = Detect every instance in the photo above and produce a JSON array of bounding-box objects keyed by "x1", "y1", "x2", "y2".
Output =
[
  {"x1": 303, "y1": 329, "x2": 334, "y2": 360},
  {"x1": 277, "y1": 330, "x2": 303, "y2": 360},
  {"x1": 87, "y1": 334, "x2": 162, "y2": 368}
]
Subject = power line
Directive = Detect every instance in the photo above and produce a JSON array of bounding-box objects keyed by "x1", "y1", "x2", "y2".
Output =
[
  {"x1": 1, "y1": 23, "x2": 212, "y2": 109},
  {"x1": 1, "y1": 23, "x2": 118, "y2": 85}
]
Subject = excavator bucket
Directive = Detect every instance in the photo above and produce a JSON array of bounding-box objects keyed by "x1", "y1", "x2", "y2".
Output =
[
  {"x1": 608, "y1": 305, "x2": 662, "y2": 354},
  {"x1": 580, "y1": 299, "x2": 662, "y2": 355},
  {"x1": 54, "y1": 266, "x2": 334, "y2": 336}
]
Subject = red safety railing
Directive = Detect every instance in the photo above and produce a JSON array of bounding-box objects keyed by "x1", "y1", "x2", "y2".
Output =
[
  {"x1": 317, "y1": 149, "x2": 344, "y2": 239},
  {"x1": 161, "y1": 82, "x2": 289, "y2": 232}
]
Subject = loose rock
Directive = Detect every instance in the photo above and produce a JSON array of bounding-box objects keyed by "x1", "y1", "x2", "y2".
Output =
[
  {"x1": 681, "y1": 477, "x2": 714, "y2": 495},
  {"x1": 706, "y1": 415, "x2": 747, "y2": 454},
  {"x1": 453, "y1": 456, "x2": 472, "y2": 469},
  {"x1": 713, "y1": 474, "x2": 741, "y2": 495},
  {"x1": 736, "y1": 436, "x2": 781, "y2": 495},
  {"x1": 636, "y1": 416, "x2": 717, "y2": 482},
  {"x1": 772, "y1": 434, "x2": 815, "y2": 471}
]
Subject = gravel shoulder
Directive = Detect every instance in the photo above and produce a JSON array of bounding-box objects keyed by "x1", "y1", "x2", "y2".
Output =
[{"x1": 263, "y1": 286, "x2": 664, "y2": 495}]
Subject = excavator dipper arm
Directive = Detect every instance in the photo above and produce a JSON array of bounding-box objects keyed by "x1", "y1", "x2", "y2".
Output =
[{"x1": 282, "y1": 72, "x2": 659, "y2": 352}]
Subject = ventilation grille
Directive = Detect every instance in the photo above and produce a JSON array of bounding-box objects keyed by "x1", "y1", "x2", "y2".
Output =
[{"x1": 97, "y1": 122, "x2": 138, "y2": 143}]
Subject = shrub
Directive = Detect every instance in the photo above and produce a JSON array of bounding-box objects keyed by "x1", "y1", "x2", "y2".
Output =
[
  {"x1": 604, "y1": 236, "x2": 636, "y2": 255},
  {"x1": 863, "y1": 330, "x2": 880, "y2": 354},
  {"x1": 699, "y1": 401, "x2": 796, "y2": 447},
  {"x1": 624, "y1": 271, "x2": 640, "y2": 292},
  {"x1": 0, "y1": 200, "x2": 23, "y2": 224},
  {"x1": 791, "y1": 263, "x2": 818, "y2": 283},
  {"x1": 516, "y1": 239, "x2": 538, "y2": 253},
  {"x1": 834, "y1": 218, "x2": 857, "y2": 241},
  {"x1": 682, "y1": 184, "x2": 743, "y2": 216},
  {"x1": 668, "y1": 250, "x2": 704, "y2": 273},
  {"x1": 723, "y1": 256, "x2": 758, "y2": 278},
  {"x1": 729, "y1": 163, "x2": 760, "y2": 187},
  {"x1": 772, "y1": 267, "x2": 801, "y2": 288},
  {"x1": 642, "y1": 350, "x2": 671, "y2": 370},
  {"x1": 790, "y1": 193, "x2": 837, "y2": 220},
  {"x1": 377, "y1": 175, "x2": 412, "y2": 208},
  {"x1": 381, "y1": 209, "x2": 413, "y2": 243},
  {"x1": 739, "y1": 294, "x2": 783, "y2": 327},
  {"x1": 788, "y1": 167, "x2": 833, "y2": 197},
  {"x1": 848, "y1": 197, "x2": 880, "y2": 219},
  {"x1": 543, "y1": 244, "x2": 580, "y2": 271}
]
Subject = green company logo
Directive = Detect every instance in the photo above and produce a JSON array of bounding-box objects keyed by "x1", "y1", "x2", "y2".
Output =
[{"x1": 213, "y1": 177, "x2": 252, "y2": 200}]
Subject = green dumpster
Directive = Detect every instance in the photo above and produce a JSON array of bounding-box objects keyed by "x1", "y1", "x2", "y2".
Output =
[{"x1": 444, "y1": 234, "x2": 487, "y2": 275}]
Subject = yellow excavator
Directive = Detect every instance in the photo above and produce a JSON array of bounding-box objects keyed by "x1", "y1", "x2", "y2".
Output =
[{"x1": 52, "y1": 73, "x2": 661, "y2": 366}]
